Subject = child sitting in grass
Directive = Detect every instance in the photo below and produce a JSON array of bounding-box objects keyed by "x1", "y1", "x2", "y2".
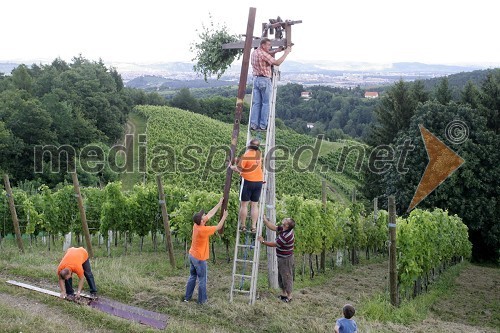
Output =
[{"x1": 334, "y1": 304, "x2": 357, "y2": 333}]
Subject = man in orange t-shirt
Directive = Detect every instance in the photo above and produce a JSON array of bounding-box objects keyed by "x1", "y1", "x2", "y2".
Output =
[
  {"x1": 57, "y1": 247, "x2": 97, "y2": 299},
  {"x1": 229, "y1": 138, "x2": 264, "y2": 232},
  {"x1": 184, "y1": 198, "x2": 228, "y2": 304}
]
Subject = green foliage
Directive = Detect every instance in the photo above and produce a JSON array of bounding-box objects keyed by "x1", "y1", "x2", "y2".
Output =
[
  {"x1": 397, "y1": 209, "x2": 471, "y2": 291},
  {"x1": 170, "y1": 88, "x2": 201, "y2": 112},
  {"x1": 276, "y1": 83, "x2": 377, "y2": 140},
  {"x1": 101, "y1": 181, "x2": 129, "y2": 234},
  {"x1": 198, "y1": 95, "x2": 249, "y2": 124},
  {"x1": 364, "y1": 73, "x2": 499, "y2": 262},
  {"x1": 0, "y1": 57, "x2": 165, "y2": 187},
  {"x1": 128, "y1": 183, "x2": 160, "y2": 238},
  {"x1": 369, "y1": 79, "x2": 419, "y2": 146},
  {"x1": 385, "y1": 100, "x2": 499, "y2": 262},
  {"x1": 317, "y1": 145, "x2": 365, "y2": 197},
  {"x1": 191, "y1": 20, "x2": 242, "y2": 81},
  {"x1": 52, "y1": 185, "x2": 79, "y2": 235},
  {"x1": 435, "y1": 77, "x2": 452, "y2": 104},
  {"x1": 81, "y1": 187, "x2": 104, "y2": 234},
  {"x1": 136, "y1": 105, "x2": 323, "y2": 198}
]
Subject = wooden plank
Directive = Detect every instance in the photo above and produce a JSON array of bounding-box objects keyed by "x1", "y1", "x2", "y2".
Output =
[
  {"x1": 6, "y1": 280, "x2": 168, "y2": 329},
  {"x1": 7, "y1": 280, "x2": 60, "y2": 297},
  {"x1": 222, "y1": 38, "x2": 287, "y2": 49}
]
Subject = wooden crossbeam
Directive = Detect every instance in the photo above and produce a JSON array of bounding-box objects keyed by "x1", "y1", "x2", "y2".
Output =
[{"x1": 222, "y1": 38, "x2": 287, "y2": 50}]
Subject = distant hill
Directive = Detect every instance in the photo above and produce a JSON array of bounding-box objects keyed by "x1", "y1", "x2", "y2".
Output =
[
  {"x1": 420, "y1": 68, "x2": 500, "y2": 90},
  {"x1": 374, "y1": 68, "x2": 500, "y2": 95},
  {"x1": 383, "y1": 62, "x2": 481, "y2": 73},
  {"x1": 126, "y1": 75, "x2": 238, "y2": 90}
]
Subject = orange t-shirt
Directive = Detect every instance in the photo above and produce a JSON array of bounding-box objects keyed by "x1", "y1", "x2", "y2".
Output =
[
  {"x1": 57, "y1": 247, "x2": 88, "y2": 279},
  {"x1": 189, "y1": 224, "x2": 217, "y2": 261},
  {"x1": 239, "y1": 149, "x2": 263, "y2": 182}
]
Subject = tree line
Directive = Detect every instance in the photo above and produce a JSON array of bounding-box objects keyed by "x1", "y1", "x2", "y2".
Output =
[
  {"x1": 0, "y1": 56, "x2": 166, "y2": 188},
  {"x1": 364, "y1": 69, "x2": 500, "y2": 262}
]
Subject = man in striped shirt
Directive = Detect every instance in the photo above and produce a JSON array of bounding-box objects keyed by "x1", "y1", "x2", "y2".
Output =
[
  {"x1": 258, "y1": 216, "x2": 295, "y2": 302},
  {"x1": 250, "y1": 38, "x2": 291, "y2": 131}
]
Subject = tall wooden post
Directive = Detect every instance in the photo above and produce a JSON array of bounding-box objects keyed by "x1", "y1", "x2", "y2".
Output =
[
  {"x1": 71, "y1": 172, "x2": 93, "y2": 258},
  {"x1": 388, "y1": 195, "x2": 398, "y2": 306},
  {"x1": 320, "y1": 180, "x2": 327, "y2": 272},
  {"x1": 3, "y1": 174, "x2": 24, "y2": 253},
  {"x1": 156, "y1": 175, "x2": 176, "y2": 268},
  {"x1": 219, "y1": 7, "x2": 257, "y2": 234}
]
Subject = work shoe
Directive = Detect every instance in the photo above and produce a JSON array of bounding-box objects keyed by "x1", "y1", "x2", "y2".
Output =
[{"x1": 250, "y1": 124, "x2": 258, "y2": 131}]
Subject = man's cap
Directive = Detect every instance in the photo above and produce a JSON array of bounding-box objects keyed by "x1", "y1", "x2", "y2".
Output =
[{"x1": 193, "y1": 209, "x2": 205, "y2": 225}]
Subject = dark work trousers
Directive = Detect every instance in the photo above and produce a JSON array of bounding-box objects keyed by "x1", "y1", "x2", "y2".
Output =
[{"x1": 65, "y1": 259, "x2": 98, "y2": 295}]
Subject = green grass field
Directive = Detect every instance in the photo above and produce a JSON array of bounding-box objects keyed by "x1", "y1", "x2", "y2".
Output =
[{"x1": 0, "y1": 237, "x2": 498, "y2": 333}]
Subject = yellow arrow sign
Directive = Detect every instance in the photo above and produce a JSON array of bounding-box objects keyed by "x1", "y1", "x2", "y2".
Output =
[{"x1": 408, "y1": 125, "x2": 465, "y2": 212}]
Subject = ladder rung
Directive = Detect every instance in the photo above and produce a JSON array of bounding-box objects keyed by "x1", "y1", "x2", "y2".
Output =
[
  {"x1": 237, "y1": 244, "x2": 254, "y2": 248},
  {"x1": 234, "y1": 274, "x2": 252, "y2": 279},
  {"x1": 232, "y1": 289, "x2": 251, "y2": 294},
  {"x1": 235, "y1": 259, "x2": 254, "y2": 263}
]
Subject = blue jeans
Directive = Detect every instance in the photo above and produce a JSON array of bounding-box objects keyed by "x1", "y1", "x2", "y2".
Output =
[
  {"x1": 184, "y1": 254, "x2": 208, "y2": 304},
  {"x1": 250, "y1": 76, "x2": 272, "y2": 129}
]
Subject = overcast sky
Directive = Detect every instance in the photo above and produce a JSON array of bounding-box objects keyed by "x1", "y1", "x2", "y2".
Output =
[{"x1": 2, "y1": 0, "x2": 499, "y2": 65}]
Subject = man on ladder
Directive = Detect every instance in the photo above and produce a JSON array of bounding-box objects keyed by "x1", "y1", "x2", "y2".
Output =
[
  {"x1": 250, "y1": 38, "x2": 291, "y2": 131},
  {"x1": 229, "y1": 138, "x2": 263, "y2": 233}
]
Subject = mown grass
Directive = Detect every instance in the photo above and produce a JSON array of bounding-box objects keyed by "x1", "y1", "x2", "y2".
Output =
[
  {"x1": 1, "y1": 238, "x2": 498, "y2": 332},
  {"x1": 0, "y1": 238, "x2": 381, "y2": 332},
  {"x1": 360, "y1": 262, "x2": 465, "y2": 325}
]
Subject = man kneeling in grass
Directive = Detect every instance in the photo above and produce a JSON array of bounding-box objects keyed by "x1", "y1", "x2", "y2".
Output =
[{"x1": 57, "y1": 247, "x2": 97, "y2": 299}]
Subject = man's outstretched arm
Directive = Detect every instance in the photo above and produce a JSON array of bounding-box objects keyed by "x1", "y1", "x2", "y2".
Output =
[
  {"x1": 272, "y1": 47, "x2": 291, "y2": 66},
  {"x1": 215, "y1": 210, "x2": 229, "y2": 231},
  {"x1": 206, "y1": 197, "x2": 224, "y2": 220}
]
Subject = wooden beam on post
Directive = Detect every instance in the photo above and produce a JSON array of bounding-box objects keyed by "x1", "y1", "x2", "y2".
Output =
[
  {"x1": 3, "y1": 174, "x2": 24, "y2": 253},
  {"x1": 388, "y1": 195, "x2": 398, "y2": 306},
  {"x1": 156, "y1": 175, "x2": 176, "y2": 268},
  {"x1": 219, "y1": 7, "x2": 257, "y2": 234},
  {"x1": 71, "y1": 172, "x2": 94, "y2": 258}
]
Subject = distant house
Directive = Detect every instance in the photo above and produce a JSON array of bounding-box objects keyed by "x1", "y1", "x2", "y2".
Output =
[
  {"x1": 301, "y1": 91, "x2": 312, "y2": 100},
  {"x1": 364, "y1": 91, "x2": 379, "y2": 98},
  {"x1": 306, "y1": 123, "x2": 315, "y2": 129}
]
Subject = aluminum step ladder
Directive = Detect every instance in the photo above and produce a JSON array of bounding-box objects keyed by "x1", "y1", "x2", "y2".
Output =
[{"x1": 230, "y1": 66, "x2": 280, "y2": 304}]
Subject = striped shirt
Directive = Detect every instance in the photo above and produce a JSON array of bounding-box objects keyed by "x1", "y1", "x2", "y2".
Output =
[
  {"x1": 251, "y1": 47, "x2": 275, "y2": 78},
  {"x1": 276, "y1": 226, "x2": 294, "y2": 258}
]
